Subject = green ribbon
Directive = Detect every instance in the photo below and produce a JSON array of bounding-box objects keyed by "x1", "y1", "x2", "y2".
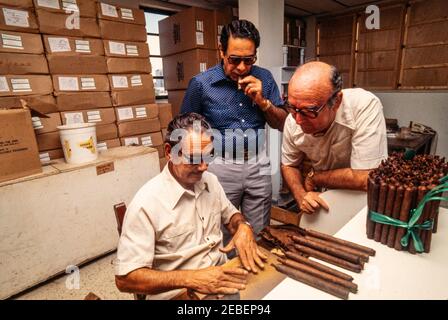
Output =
[{"x1": 369, "y1": 174, "x2": 448, "y2": 252}]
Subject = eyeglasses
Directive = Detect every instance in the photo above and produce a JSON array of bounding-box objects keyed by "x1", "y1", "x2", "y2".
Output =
[
  {"x1": 227, "y1": 55, "x2": 257, "y2": 66},
  {"x1": 177, "y1": 148, "x2": 215, "y2": 165},
  {"x1": 281, "y1": 91, "x2": 340, "y2": 119}
]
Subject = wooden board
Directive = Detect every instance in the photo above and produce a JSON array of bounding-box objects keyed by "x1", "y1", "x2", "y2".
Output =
[
  {"x1": 319, "y1": 54, "x2": 352, "y2": 72},
  {"x1": 319, "y1": 35, "x2": 352, "y2": 55},
  {"x1": 403, "y1": 45, "x2": 448, "y2": 68},
  {"x1": 409, "y1": 0, "x2": 448, "y2": 25},
  {"x1": 318, "y1": 14, "x2": 354, "y2": 39},
  {"x1": 355, "y1": 70, "x2": 396, "y2": 88},
  {"x1": 401, "y1": 67, "x2": 448, "y2": 87},
  {"x1": 407, "y1": 20, "x2": 448, "y2": 46},
  {"x1": 357, "y1": 51, "x2": 397, "y2": 70},
  {"x1": 358, "y1": 4, "x2": 404, "y2": 32},
  {"x1": 358, "y1": 29, "x2": 401, "y2": 52}
]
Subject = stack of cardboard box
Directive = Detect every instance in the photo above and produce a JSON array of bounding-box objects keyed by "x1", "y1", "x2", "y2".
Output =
[
  {"x1": 157, "y1": 102, "x2": 173, "y2": 169},
  {"x1": 159, "y1": 7, "x2": 232, "y2": 116}
]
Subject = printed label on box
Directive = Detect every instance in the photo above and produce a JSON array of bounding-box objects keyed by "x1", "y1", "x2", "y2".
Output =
[
  {"x1": 81, "y1": 77, "x2": 96, "y2": 90},
  {"x1": 32, "y1": 117, "x2": 43, "y2": 130},
  {"x1": 117, "y1": 107, "x2": 134, "y2": 120},
  {"x1": 112, "y1": 75, "x2": 128, "y2": 88},
  {"x1": 37, "y1": 0, "x2": 60, "y2": 9},
  {"x1": 65, "y1": 112, "x2": 84, "y2": 124},
  {"x1": 130, "y1": 75, "x2": 142, "y2": 87},
  {"x1": 109, "y1": 41, "x2": 126, "y2": 55},
  {"x1": 196, "y1": 32, "x2": 204, "y2": 45},
  {"x1": 135, "y1": 107, "x2": 147, "y2": 118},
  {"x1": 101, "y1": 3, "x2": 118, "y2": 17},
  {"x1": 11, "y1": 78, "x2": 31, "y2": 92},
  {"x1": 62, "y1": 0, "x2": 79, "y2": 12},
  {"x1": 1, "y1": 33, "x2": 23, "y2": 49},
  {"x1": 87, "y1": 110, "x2": 101, "y2": 122},
  {"x1": 75, "y1": 40, "x2": 90, "y2": 53},
  {"x1": 126, "y1": 44, "x2": 138, "y2": 56},
  {"x1": 0, "y1": 76, "x2": 10, "y2": 92},
  {"x1": 200, "y1": 62, "x2": 207, "y2": 73},
  {"x1": 3, "y1": 8, "x2": 30, "y2": 28},
  {"x1": 48, "y1": 37, "x2": 71, "y2": 52},
  {"x1": 97, "y1": 142, "x2": 107, "y2": 152},
  {"x1": 59, "y1": 76, "x2": 79, "y2": 91},
  {"x1": 120, "y1": 8, "x2": 134, "y2": 20},
  {"x1": 141, "y1": 136, "x2": 153, "y2": 147},
  {"x1": 39, "y1": 152, "x2": 51, "y2": 164},
  {"x1": 124, "y1": 137, "x2": 139, "y2": 146},
  {"x1": 196, "y1": 20, "x2": 204, "y2": 32}
]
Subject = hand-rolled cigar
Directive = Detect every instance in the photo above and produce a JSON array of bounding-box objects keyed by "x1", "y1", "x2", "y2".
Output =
[
  {"x1": 291, "y1": 235, "x2": 362, "y2": 265},
  {"x1": 293, "y1": 244, "x2": 363, "y2": 273},
  {"x1": 279, "y1": 258, "x2": 358, "y2": 293},
  {"x1": 374, "y1": 182, "x2": 389, "y2": 242},
  {"x1": 305, "y1": 229, "x2": 376, "y2": 256},
  {"x1": 237, "y1": 76, "x2": 242, "y2": 90},
  {"x1": 273, "y1": 263, "x2": 350, "y2": 300},
  {"x1": 305, "y1": 235, "x2": 370, "y2": 262},
  {"x1": 394, "y1": 186, "x2": 416, "y2": 251},
  {"x1": 409, "y1": 186, "x2": 427, "y2": 254},
  {"x1": 424, "y1": 184, "x2": 439, "y2": 253},
  {"x1": 387, "y1": 185, "x2": 404, "y2": 248},
  {"x1": 367, "y1": 176, "x2": 380, "y2": 239},
  {"x1": 285, "y1": 251, "x2": 354, "y2": 282},
  {"x1": 380, "y1": 184, "x2": 397, "y2": 245}
]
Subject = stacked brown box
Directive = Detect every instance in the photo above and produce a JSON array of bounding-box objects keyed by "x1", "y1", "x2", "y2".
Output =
[
  {"x1": 157, "y1": 102, "x2": 173, "y2": 168},
  {"x1": 167, "y1": 90, "x2": 186, "y2": 118}
]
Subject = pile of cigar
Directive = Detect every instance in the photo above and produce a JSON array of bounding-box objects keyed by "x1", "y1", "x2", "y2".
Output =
[
  {"x1": 367, "y1": 153, "x2": 448, "y2": 253},
  {"x1": 273, "y1": 228, "x2": 375, "y2": 300}
]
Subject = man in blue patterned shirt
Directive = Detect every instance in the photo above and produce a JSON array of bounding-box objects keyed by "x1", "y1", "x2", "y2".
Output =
[{"x1": 181, "y1": 20, "x2": 288, "y2": 244}]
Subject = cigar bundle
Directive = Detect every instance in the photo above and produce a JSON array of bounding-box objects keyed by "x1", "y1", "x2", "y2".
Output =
[
  {"x1": 261, "y1": 224, "x2": 376, "y2": 299},
  {"x1": 367, "y1": 153, "x2": 448, "y2": 254}
]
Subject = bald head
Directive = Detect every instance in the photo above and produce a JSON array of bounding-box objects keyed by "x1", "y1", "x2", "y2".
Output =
[{"x1": 289, "y1": 61, "x2": 342, "y2": 101}]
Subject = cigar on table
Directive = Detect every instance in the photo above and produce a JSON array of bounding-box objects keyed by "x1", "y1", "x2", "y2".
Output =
[
  {"x1": 278, "y1": 258, "x2": 358, "y2": 293},
  {"x1": 305, "y1": 229, "x2": 376, "y2": 257},
  {"x1": 424, "y1": 184, "x2": 438, "y2": 253},
  {"x1": 380, "y1": 184, "x2": 397, "y2": 245},
  {"x1": 291, "y1": 235, "x2": 362, "y2": 265},
  {"x1": 394, "y1": 186, "x2": 416, "y2": 251},
  {"x1": 305, "y1": 235, "x2": 370, "y2": 262},
  {"x1": 293, "y1": 243, "x2": 363, "y2": 273},
  {"x1": 367, "y1": 176, "x2": 380, "y2": 239},
  {"x1": 387, "y1": 185, "x2": 404, "y2": 248},
  {"x1": 374, "y1": 182, "x2": 389, "y2": 242},
  {"x1": 409, "y1": 185, "x2": 427, "y2": 254},
  {"x1": 273, "y1": 263, "x2": 350, "y2": 300}
]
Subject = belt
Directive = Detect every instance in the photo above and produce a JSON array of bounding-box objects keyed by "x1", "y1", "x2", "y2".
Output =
[{"x1": 219, "y1": 149, "x2": 259, "y2": 161}]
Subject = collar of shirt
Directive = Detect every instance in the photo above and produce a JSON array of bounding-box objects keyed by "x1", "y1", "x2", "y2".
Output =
[
  {"x1": 209, "y1": 62, "x2": 257, "y2": 85},
  {"x1": 161, "y1": 163, "x2": 209, "y2": 210}
]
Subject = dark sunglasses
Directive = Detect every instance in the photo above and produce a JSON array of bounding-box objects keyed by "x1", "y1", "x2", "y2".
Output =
[
  {"x1": 227, "y1": 55, "x2": 257, "y2": 66},
  {"x1": 281, "y1": 90, "x2": 340, "y2": 119}
]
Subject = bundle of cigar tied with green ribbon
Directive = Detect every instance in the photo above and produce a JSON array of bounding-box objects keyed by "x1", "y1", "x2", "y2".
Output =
[{"x1": 366, "y1": 152, "x2": 448, "y2": 253}]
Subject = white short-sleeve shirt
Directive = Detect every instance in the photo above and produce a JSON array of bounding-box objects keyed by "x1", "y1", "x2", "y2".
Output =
[
  {"x1": 282, "y1": 88, "x2": 388, "y2": 171},
  {"x1": 115, "y1": 164, "x2": 238, "y2": 299}
]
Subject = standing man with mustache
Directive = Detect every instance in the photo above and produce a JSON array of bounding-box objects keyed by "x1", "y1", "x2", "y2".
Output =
[{"x1": 181, "y1": 20, "x2": 288, "y2": 245}]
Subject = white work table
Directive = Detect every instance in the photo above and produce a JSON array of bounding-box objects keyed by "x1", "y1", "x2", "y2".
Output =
[{"x1": 263, "y1": 206, "x2": 448, "y2": 300}]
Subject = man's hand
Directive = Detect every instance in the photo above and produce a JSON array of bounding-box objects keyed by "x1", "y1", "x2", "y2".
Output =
[
  {"x1": 220, "y1": 223, "x2": 267, "y2": 274},
  {"x1": 298, "y1": 191, "x2": 329, "y2": 214},
  {"x1": 189, "y1": 266, "x2": 248, "y2": 295},
  {"x1": 239, "y1": 75, "x2": 265, "y2": 106}
]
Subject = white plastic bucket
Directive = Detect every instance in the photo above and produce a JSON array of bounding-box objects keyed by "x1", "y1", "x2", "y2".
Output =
[{"x1": 57, "y1": 123, "x2": 98, "y2": 164}]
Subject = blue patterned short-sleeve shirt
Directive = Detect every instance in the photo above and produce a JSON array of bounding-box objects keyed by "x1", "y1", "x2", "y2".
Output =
[{"x1": 181, "y1": 63, "x2": 282, "y2": 155}]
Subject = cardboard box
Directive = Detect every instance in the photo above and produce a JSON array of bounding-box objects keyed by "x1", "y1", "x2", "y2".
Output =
[
  {"x1": 47, "y1": 55, "x2": 108, "y2": 74},
  {"x1": 43, "y1": 35, "x2": 104, "y2": 55},
  {"x1": 33, "y1": 0, "x2": 97, "y2": 18},
  {"x1": 0, "y1": 94, "x2": 57, "y2": 114},
  {"x1": 0, "y1": 0, "x2": 33, "y2": 8},
  {"x1": 0, "y1": 6, "x2": 39, "y2": 33},
  {"x1": 159, "y1": 7, "x2": 215, "y2": 56},
  {"x1": 108, "y1": 74, "x2": 153, "y2": 91},
  {"x1": 97, "y1": 2, "x2": 145, "y2": 25},
  {"x1": 39, "y1": 148, "x2": 64, "y2": 165},
  {"x1": 60, "y1": 107, "x2": 116, "y2": 125},
  {"x1": 97, "y1": 138, "x2": 120, "y2": 152},
  {"x1": 36, "y1": 9, "x2": 100, "y2": 38},
  {"x1": 0, "y1": 30, "x2": 44, "y2": 54},
  {"x1": 103, "y1": 40, "x2": 149, "y2": 58},
  {"x1": 96, "y1": 123, "x2": 118, "y2": 141},
  {"x1": 36, "y1": 131, "x2": 61, "y2": 151},
  {"x1": 155, "y1": 144, "x2": 164, "y2": 158},
  {"x1": 120, "y1": 131, "x2": 163, "y2": 147},
  {"x1": 106, "y1": 57, "x2": 151, "y2": 74},
  {"x1": 117, "y1": 117, "x2": 160, "y2": 137},
  {"x1": 159, "y1": 157, "x2": 167, "y2": 170},
  {"x1": 111, "y1": 89, "x2": 155, "y2": 107},
  {"x1": 163, "y1": 49, "x2": 217, "y2": 90},
  {"x1": 52, "y1": 74, "x2": 110, "y2": 92},
  {"x1": 161, "y1": 128, "x2": 167, "y2": 139},
  {"x1": 0, "y1": 107, "x2": 42, "y2": 182},
  {"x1": 32, "y1": 112, "x2": 61, "y2": 134},
  {"x1": 99, "y1": 19, "x2": 146, "y2": 42},
  {"x1": 213, "y1": 9, "x2": 232, "y2": 48},
  {"x1": 157, "y1": 103, "x2": 173, "y2": 128},
  {"x1": 167, "y1": 89, "x2": 185, "y2": 117},
  {"x1": 115, "y1": 104, "x2": 158, "y2": 123},
  {"x1": 55, "y1": 92, "x2": 112, "y2": 111},
  {"x1": 0, "y1": 75, "x2": 53, "y2": 97},
  {"x1": 0, "y1": 53, "x2": 49, "y2": 74}
]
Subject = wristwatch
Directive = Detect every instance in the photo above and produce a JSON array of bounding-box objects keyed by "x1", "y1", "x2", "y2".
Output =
[{"x1": 307, "y1": 167, "x2": 315, "y2": 179}]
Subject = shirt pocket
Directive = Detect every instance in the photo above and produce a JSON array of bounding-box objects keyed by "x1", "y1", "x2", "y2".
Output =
[{"x1": 159, "y1": 224, "x2": 195, "y2": 251}]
